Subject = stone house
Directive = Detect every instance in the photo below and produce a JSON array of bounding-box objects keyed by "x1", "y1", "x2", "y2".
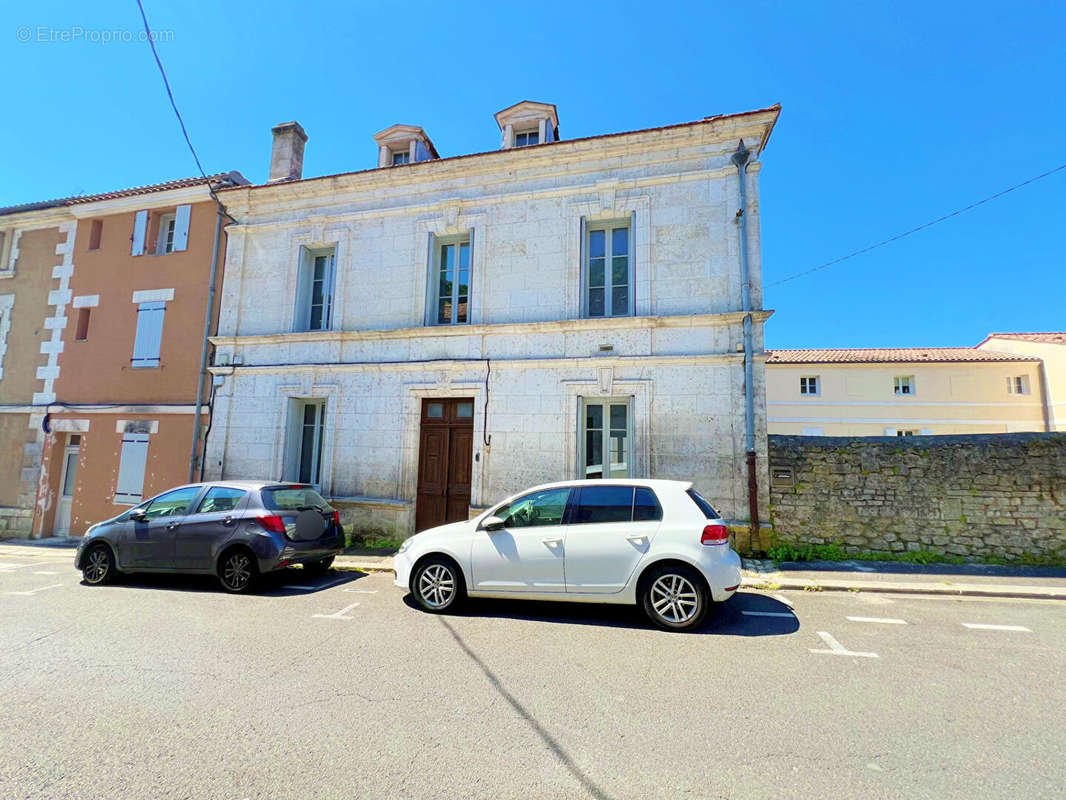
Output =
[
  {"x1": 0, "y1": 173, "x2": 247, "y2": 537},
  {"x1": 204, "y1": 101, "x2": 780, "y2": 537}
]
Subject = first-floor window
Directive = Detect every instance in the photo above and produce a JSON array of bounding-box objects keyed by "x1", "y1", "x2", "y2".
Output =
[
  {"x1": 288, "y1": 400, "x2": 325, "y2": 486},
  {"x1": 115, "y1": 433, "x2": 149, "y2": 504},
  {"x1": 432, "y1": 237, "x2": 470, "y2": 325},
  {"x1": 800, "y1": 376, "x2": 819, "y2": 395},
  {"x1": 582, "y1": 399, "x2": 631, "y2": 479},
  {"x1": 584, "y1": 222, "x2": 632, "y2": 318},
  {"x1": 894, "y1": 375, "x2": 914, "y2": 396},
  {"x1": 295, "y1": 247, "x2": 336, "y2": 331},
  {"x1": 897, "y1": 430, "x2": 918, "y2": 437},
  {"x1": 156, "y1": 213, "x2": 176, "y2": 255},
  {"x1": 1008, "y1": 375, "x2": 1030, "y2": 395},
  {"x1": 132, "y1": 301, "x2": 166, "y2": 368}
]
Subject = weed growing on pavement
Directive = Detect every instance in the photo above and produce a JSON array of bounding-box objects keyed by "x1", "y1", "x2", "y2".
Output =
[{"x1": 766, "y1": 541, "x2": 1066, "y2": 568}]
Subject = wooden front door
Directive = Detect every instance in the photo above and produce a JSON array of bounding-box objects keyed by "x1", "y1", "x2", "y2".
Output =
[{"x1": 416, "y1": 398, "x2": 475, "y2": 532}]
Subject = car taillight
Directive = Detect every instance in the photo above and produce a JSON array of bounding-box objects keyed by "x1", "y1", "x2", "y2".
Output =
[
  {"x1": 258, "y1": 515, "x2": 286, "y2": 534},
  {"x1": 331, "y1": 510, "x2": 340, "y2": 527},
  {"x1": 701, "y1": 524, "x2": 729, "y2": 545}
]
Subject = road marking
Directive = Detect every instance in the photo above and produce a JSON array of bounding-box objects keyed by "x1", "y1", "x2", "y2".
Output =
[
  {"x1": 962, "y1": 623, "x2": 1031, "y2": 632},
  {"x1": 343, "y1": 588, "x2": 378, "y2": 594},
  {"x1": 741, "y1": 610, "x2": 794, "y2": 618},
  {"x1": 847, "y1": 616, "x2": 907, "y2": 625},
  {"x1": 312, "y1": 601, "x2": 361, "y2": 620},
  {"x1": 809, "y1": 630, "x2": 878, "y2": 658},
  {"x1": 5, "y1": 583, "x2": 63, "y2": 596},
  {"x1": 288, "y1": 577, "x2": 349, "y2": 591}
]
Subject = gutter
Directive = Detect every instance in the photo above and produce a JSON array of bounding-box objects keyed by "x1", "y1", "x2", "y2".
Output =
[{"x1": 188, "y1": 203, "x2": 224, "y2": 481}]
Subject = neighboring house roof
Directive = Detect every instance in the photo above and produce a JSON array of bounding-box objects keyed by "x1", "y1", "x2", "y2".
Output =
[
  {"x1": 766, "y1": 348, "x2": 1041, "y2": 364},
  {"x1": 977, "y1": 332, "x2": 1066, "y2": 346},
  {"x1": 221, "y1": 103, "x2": 782, "y2": 193},
  {"x1": 0, "y1": 172, "x2": 249, "y2": 217}
]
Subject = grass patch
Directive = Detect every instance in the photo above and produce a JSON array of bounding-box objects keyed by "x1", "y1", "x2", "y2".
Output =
[
  {"x1": 767, "y1": 541, "x2": 1066, "y2": 568},
  {"x1": 344, "y1": 528, "x2": 405, "y2": 553}
]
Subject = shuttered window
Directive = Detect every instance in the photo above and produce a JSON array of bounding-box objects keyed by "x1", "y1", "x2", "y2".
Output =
[
  {"x1": 131, "y1": 210, "x2": 148, "y2": 256},
  {"x1": 115, "y1": 434, "x2": 149, "y2": 504},
  {"x1": 132, "y1": 302, "x2": 165, "y2": 368},
  {"x1": 172, "y1": 204, "x2": 191, "y2": 252}
]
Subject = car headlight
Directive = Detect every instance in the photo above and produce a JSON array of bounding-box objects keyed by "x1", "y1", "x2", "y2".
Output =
[{"x1": 398, "y1": 538, "x2": 413, "y2": 554}]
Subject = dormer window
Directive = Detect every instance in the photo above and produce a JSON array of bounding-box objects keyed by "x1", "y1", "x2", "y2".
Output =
[
  {"x1": 495, "y1": 100, "x2": 559, "y2": 150},
  {"x1": 514, "y1": 130, "x2": 539, "y2": 147},
  {"x1": 374, "y1": 124, "x2": 439, "y2": 168}
]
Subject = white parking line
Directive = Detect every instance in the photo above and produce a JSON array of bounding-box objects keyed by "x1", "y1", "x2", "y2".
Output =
[
  {"x1": 5, "y1": 583, "x2": 63, "y2": 596},
  {"x1": 343, "y1": 588, "x2": 378, "y2": 594},
  {"x1": 741, "y1": 610, "x2": 794, "y2": 618},
  {"x1": 33, "y1": 571, "x2": 58, "y2": 576},
  {"x1": 847, "y1": 616, "x2": 907, "y2": 625},
  {"x1": 809, "y1": 630, "x2": 879, "y2": 658},
  {"x1": 962, "y1": 623, "x2": 1031, "y2": 632},
  {"x1": 312, "y1": 601, "x2": 360, "y2": 620},
  {"x1": 288, "y1": 577, "x2": 349, "y2": 591}
]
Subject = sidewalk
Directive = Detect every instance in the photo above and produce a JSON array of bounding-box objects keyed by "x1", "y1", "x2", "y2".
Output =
[{"x1": 741, "y1": 558, "x2": 1066, "y2": 600}]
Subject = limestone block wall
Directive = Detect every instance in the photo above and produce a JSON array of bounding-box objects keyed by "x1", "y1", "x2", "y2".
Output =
[{"x1": 767, "y1": 433, "x2": 1066, "y2": 561}]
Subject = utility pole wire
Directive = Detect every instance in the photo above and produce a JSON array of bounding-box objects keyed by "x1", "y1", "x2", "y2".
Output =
[{"x1": 766, "y1": 162, "x2": 1066, "y2": 289}]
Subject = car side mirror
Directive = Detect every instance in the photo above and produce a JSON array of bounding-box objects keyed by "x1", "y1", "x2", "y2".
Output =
[
  {"x1": 481, "y1": 515, "x2": 506, "y2": 532},
  {"x1": 130, "y1": 510, "x2": 148, "y2": 523}
]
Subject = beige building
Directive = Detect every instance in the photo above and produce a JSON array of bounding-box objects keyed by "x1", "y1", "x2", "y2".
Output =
[
  {"x1": 766, "y1": 343, "x2": 1053, "y2": 436},
  {"x1": 977, "y1": 332, "x2": 1066, "y2": 431}
]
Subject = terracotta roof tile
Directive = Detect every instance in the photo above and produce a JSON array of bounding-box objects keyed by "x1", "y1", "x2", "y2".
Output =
[
  {"x1": 0, "y1": 172, "x2": 248, "y2": 217},
  {"x1": 982, "y1": 332, "x2": 1066, "y2": 345},
  {"x1": 766, "y1": 348, "x2": 1040, "y2": 364}
]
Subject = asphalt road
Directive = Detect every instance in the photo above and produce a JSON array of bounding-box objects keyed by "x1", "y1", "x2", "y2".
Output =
[{"x1": 1, "y1": 546, "x2": 1064, "y2": 800}]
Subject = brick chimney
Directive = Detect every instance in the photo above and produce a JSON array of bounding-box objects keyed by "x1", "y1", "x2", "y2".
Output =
[{"x1": 268, "y1": 121, "x2": 308, "y2": 182}]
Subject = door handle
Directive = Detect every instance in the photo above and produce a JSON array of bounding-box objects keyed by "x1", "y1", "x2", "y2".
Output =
[
  {"x1": 626, "y1": 535, "x2": 647, "y2": 544},
  {"x1": 166, "y1": 522, "x2": 180, "y2": 530},
  {"x1": 222, "y1": 516, "x2": 236, "y2": 526},
  {"x1": 542, "y1": 537, "x2": 562, "y2": 546}
]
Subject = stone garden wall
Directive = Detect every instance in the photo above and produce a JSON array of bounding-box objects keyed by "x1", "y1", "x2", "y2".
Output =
[{"x1": 767, "y1": 433, "x2": 1066, "y2": 562}]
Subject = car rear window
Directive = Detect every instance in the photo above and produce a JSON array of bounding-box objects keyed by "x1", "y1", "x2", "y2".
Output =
[
  {"x1": 574, "y1": 486, "x2": 663, "y2": 524},
  {"x1": 686, "y1": 488, "x2": 720, "y2": 519},
  {"x1": 262, "y1": 486, "x2": 331, "y2": 512}
]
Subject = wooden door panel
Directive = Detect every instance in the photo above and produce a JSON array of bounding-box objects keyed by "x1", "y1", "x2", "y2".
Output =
[
  {"x1": 446, "y1": 427, "x2": 473, "y2": 523},
  {"x1": 416, "y1": 398, "x2": 475, "y2": 532}
]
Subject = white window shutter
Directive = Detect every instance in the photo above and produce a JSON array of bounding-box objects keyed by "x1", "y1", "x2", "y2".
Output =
[
  {"x1": 115, "y1": 435, "x2": 149, "y2": 502},
  {"x1": 884, "y1": 427, "x2": 898, "y2": 436},
  {"x1": 920, "y1": 428, "x2": 933, "y2": 436},
  {"x1": 578, "y1": 215, "x2": 587, "y2": 317},
  {"x1": 424, "y1": 232, "x2": 437, "y2": 325},
  {"x1": 132, "y1": 302, "x2": 166, "y2": 367},
  {"x1": 131, "y1": 210, "x2": 148, "y2": 256},
  {"x1": 172, "y1": 205, "x2": 191, "y2": 251}
]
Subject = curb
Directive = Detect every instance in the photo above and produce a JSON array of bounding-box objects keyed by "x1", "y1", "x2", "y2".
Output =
[
  {"x1": 334, "y1": 561, "x2": 395, "y2": 574},
  {"x1": 741, "y1": 576, "x2": 1066, "y2": 601}
]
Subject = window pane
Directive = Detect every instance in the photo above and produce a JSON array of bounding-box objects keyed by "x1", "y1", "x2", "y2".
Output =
[
  {"x1": 686, "y1": 489, "x2": 720, "y2": 519},
  {"x1": 588, "y1": 259, "x2": 605, "y2": 288},
  {"x1": 61, "y1": 452, "x2": 78, "y2": 497},
  {"x1": 609, "y1": 430, "x2": 628, "y2": 477},
  {"x1": 459, "y1": 242, "x2": 470, "y2": 269},
  {"x1": 313, "y1": 256, "x2": 326, "y2": 280},
  {"x1": 611, "y1": 256, "x2": 628, "y2": 286},
  {"x1": 438, "y1": 298, "x2": 452, "y2": 324},
  {"x1": 196, "y1": 487, "x2": 247, "y2": 514},
  {"x1": 611, "y1": 286, "x2": 628, "y2": 316},
  {"x1": 588, "y1": 287, "x2": 605, "y2": 317},
  {"x1": 303, "y1": 405, "x2": 317, "y2": 425},
  {"x1": 456, "y1": 402, "x2": 473, "y2": 418},
  {"x1": 633, "y1": 488, "x2": 662, "y2": 521},
  {"x1": 427, "y1": 403, "x2": 444, "y2": 418},
  {"x1": 612, "y1": 227, "x2": 628, "y2": 256},
  {"x1": 609, "y1": 404, "x2": 627, "y2": 429},
  {"x1": 144, "y1": 487, "x2": 200, "y2": 519},
  {"x1": 585, "y1": 430, "x2": 602, "y2": 478},
  {"x1": 585, "y1": 403, "x2": 603, "y2": 430},
  {"x1": 262, "y1": 487, "x2": 330, "y2": 511},
  {"x1": 496, "y1": 488, "x2": 569, "y2": 528},
  {"x1": 576, "y1": 486, "x2": 633, "y2": 524},
  {"x1": 588, "y1": 230, "x2": 605, "y2": 259}
]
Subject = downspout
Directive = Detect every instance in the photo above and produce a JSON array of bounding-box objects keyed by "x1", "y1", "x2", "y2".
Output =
[
  {"x1": 189, "y1": 204, "x2": 224, "y2": 482},
  {"x1": 731, "y1": 140, "x2": 761, "y2": 542}
]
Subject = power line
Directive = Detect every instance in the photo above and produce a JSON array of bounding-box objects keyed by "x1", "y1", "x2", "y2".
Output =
[
  {"x1": 134, "y1": 0, "x2": 232, "y2": 217},
  {"x1": 766, "y1": 162, "x2": 1066, "y2": 289}
]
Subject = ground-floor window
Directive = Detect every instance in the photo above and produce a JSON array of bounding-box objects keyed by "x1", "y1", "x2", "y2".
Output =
[
  {"x1": 581, "y1": 398, "x2": 631, "y2": 479},
  {"x1": 287, "y1": 400, "x2": 325, "y2": 486}
]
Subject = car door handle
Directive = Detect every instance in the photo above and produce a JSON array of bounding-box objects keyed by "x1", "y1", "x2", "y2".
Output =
[
  {"x1": 542, "y1": 537, "x2": 562, "y2": 546},
  {"x1": 626, "y1": 535, "x2": 647, "y2": 544},
  {"x1": 166, "y1": 522, "x2": 180, "y2": 530},
  {"x1": 222, "y1": 516, "x2": 236, "y2": 526}
]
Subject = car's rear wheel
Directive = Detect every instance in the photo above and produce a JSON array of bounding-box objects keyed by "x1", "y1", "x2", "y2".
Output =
[
  {"x1": 218, "y1": 548, "x2": 257, "y2": 594},
  {"x1": 641, "y1": 564, "x2": 709, "y2": 632},
  {"x1": 82, "y1": 543, "x2": 115, "y2": 585},
  {"x1": 411, "y1": 556, "x2": 464, "y2": 613},
  {"x1": 304, "y1": 556, "x2": 334, "y2": 575}
]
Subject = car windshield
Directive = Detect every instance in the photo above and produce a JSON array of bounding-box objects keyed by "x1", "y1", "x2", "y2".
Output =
[{"x1": 262, "y1": 486, "x2": 331, "y2": 512}]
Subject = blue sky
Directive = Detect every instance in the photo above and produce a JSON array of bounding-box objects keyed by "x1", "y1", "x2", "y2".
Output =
[{"x1": 2, "y1": 1, "x2": 1063, "y2": 348}]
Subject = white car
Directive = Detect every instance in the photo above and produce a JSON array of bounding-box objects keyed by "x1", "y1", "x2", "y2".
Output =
[{"x1": 395, "y1": 479, "x2": 741, "y2": 631}]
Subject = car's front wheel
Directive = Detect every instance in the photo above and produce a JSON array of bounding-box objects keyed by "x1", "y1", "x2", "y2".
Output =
[
  {"x1": 410, "y1": 556, "x2": 464, "y2": 613},
  {"x1": 218, "y1": 548, "x2": 258, "y2": 594},
  {"x1": 641, "y1": 564, "x2": 710, "y2": 632},
  {"x1": 82, "y1": 543, "x2": 115, "y2": 585}
]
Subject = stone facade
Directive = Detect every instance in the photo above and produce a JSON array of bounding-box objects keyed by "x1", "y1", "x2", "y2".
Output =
[
  {"x1": 767, "y1": 433, "x2": 1066, "y2": 561},
  {"x1": 206, "y1": 104, "x2": 781, "y2": 535}
]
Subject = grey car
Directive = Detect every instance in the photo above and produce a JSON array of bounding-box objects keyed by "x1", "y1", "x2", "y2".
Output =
[{"x1": 74, "y1": 481, "x2": 345, "y2": 593}]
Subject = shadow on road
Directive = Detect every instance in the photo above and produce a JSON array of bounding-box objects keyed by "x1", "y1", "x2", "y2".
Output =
[
  {"x1": 84, "y1": 568, "x2": 366, "y2": 596},
  {"x1": 405, "y1": 590, "x2": 798, "y2": 636}
]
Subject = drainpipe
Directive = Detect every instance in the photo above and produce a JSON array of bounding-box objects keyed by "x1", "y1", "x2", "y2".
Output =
[
  {"x1": 188, "y1": 204, "x2": 224, "y2": 482},
  {"x1": 731, "y1": 140, "x2": 761, "y2": 542}
]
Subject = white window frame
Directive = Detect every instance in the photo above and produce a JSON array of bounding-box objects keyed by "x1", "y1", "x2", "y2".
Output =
[
  {"x1": 894, "y1": 375, "x2": 915, "y2": 396},
  {"x1": 429, "y1": 234, "x2": 472, "y2": 326},
  {"x1": 131, "y1": 301, "x2": 166, "y2": 368},
  {"x1": 293, "y1": 246, "x2": 336, "y2": 332},
  {"x1": 896, "y1": 429, "x2": 919, "y2": 437},
  {"x1": 579, "y1": 397, "x2": 633, "y2": 479},
  {"x1": 514, "y1": 130, "x2": 539, "y2": 147},
  {"x1": 156, "y1": 213, "x2": 176, "y2": 255},
  {"x1": 1008, "y1": 375, "x2": 1030, "y2": 395},
  {"x1": 285, "y1": 399, "x2": 326, "y2": 488},
  {"x1": 114, "y1": 433, "x2": 150, "y2": 505},
  {"x1": 799, "y1": 376, "x2": 820, "y2": 396},
  {"x1": 0, "y1": 294, "x2": 14, "y2": 380},
  {"x1": 582, "y1": 219, "x2": 634, "y2": 319},
  {"x1": 392, "y1": 150, "x2": 410, "y2": 165}
]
